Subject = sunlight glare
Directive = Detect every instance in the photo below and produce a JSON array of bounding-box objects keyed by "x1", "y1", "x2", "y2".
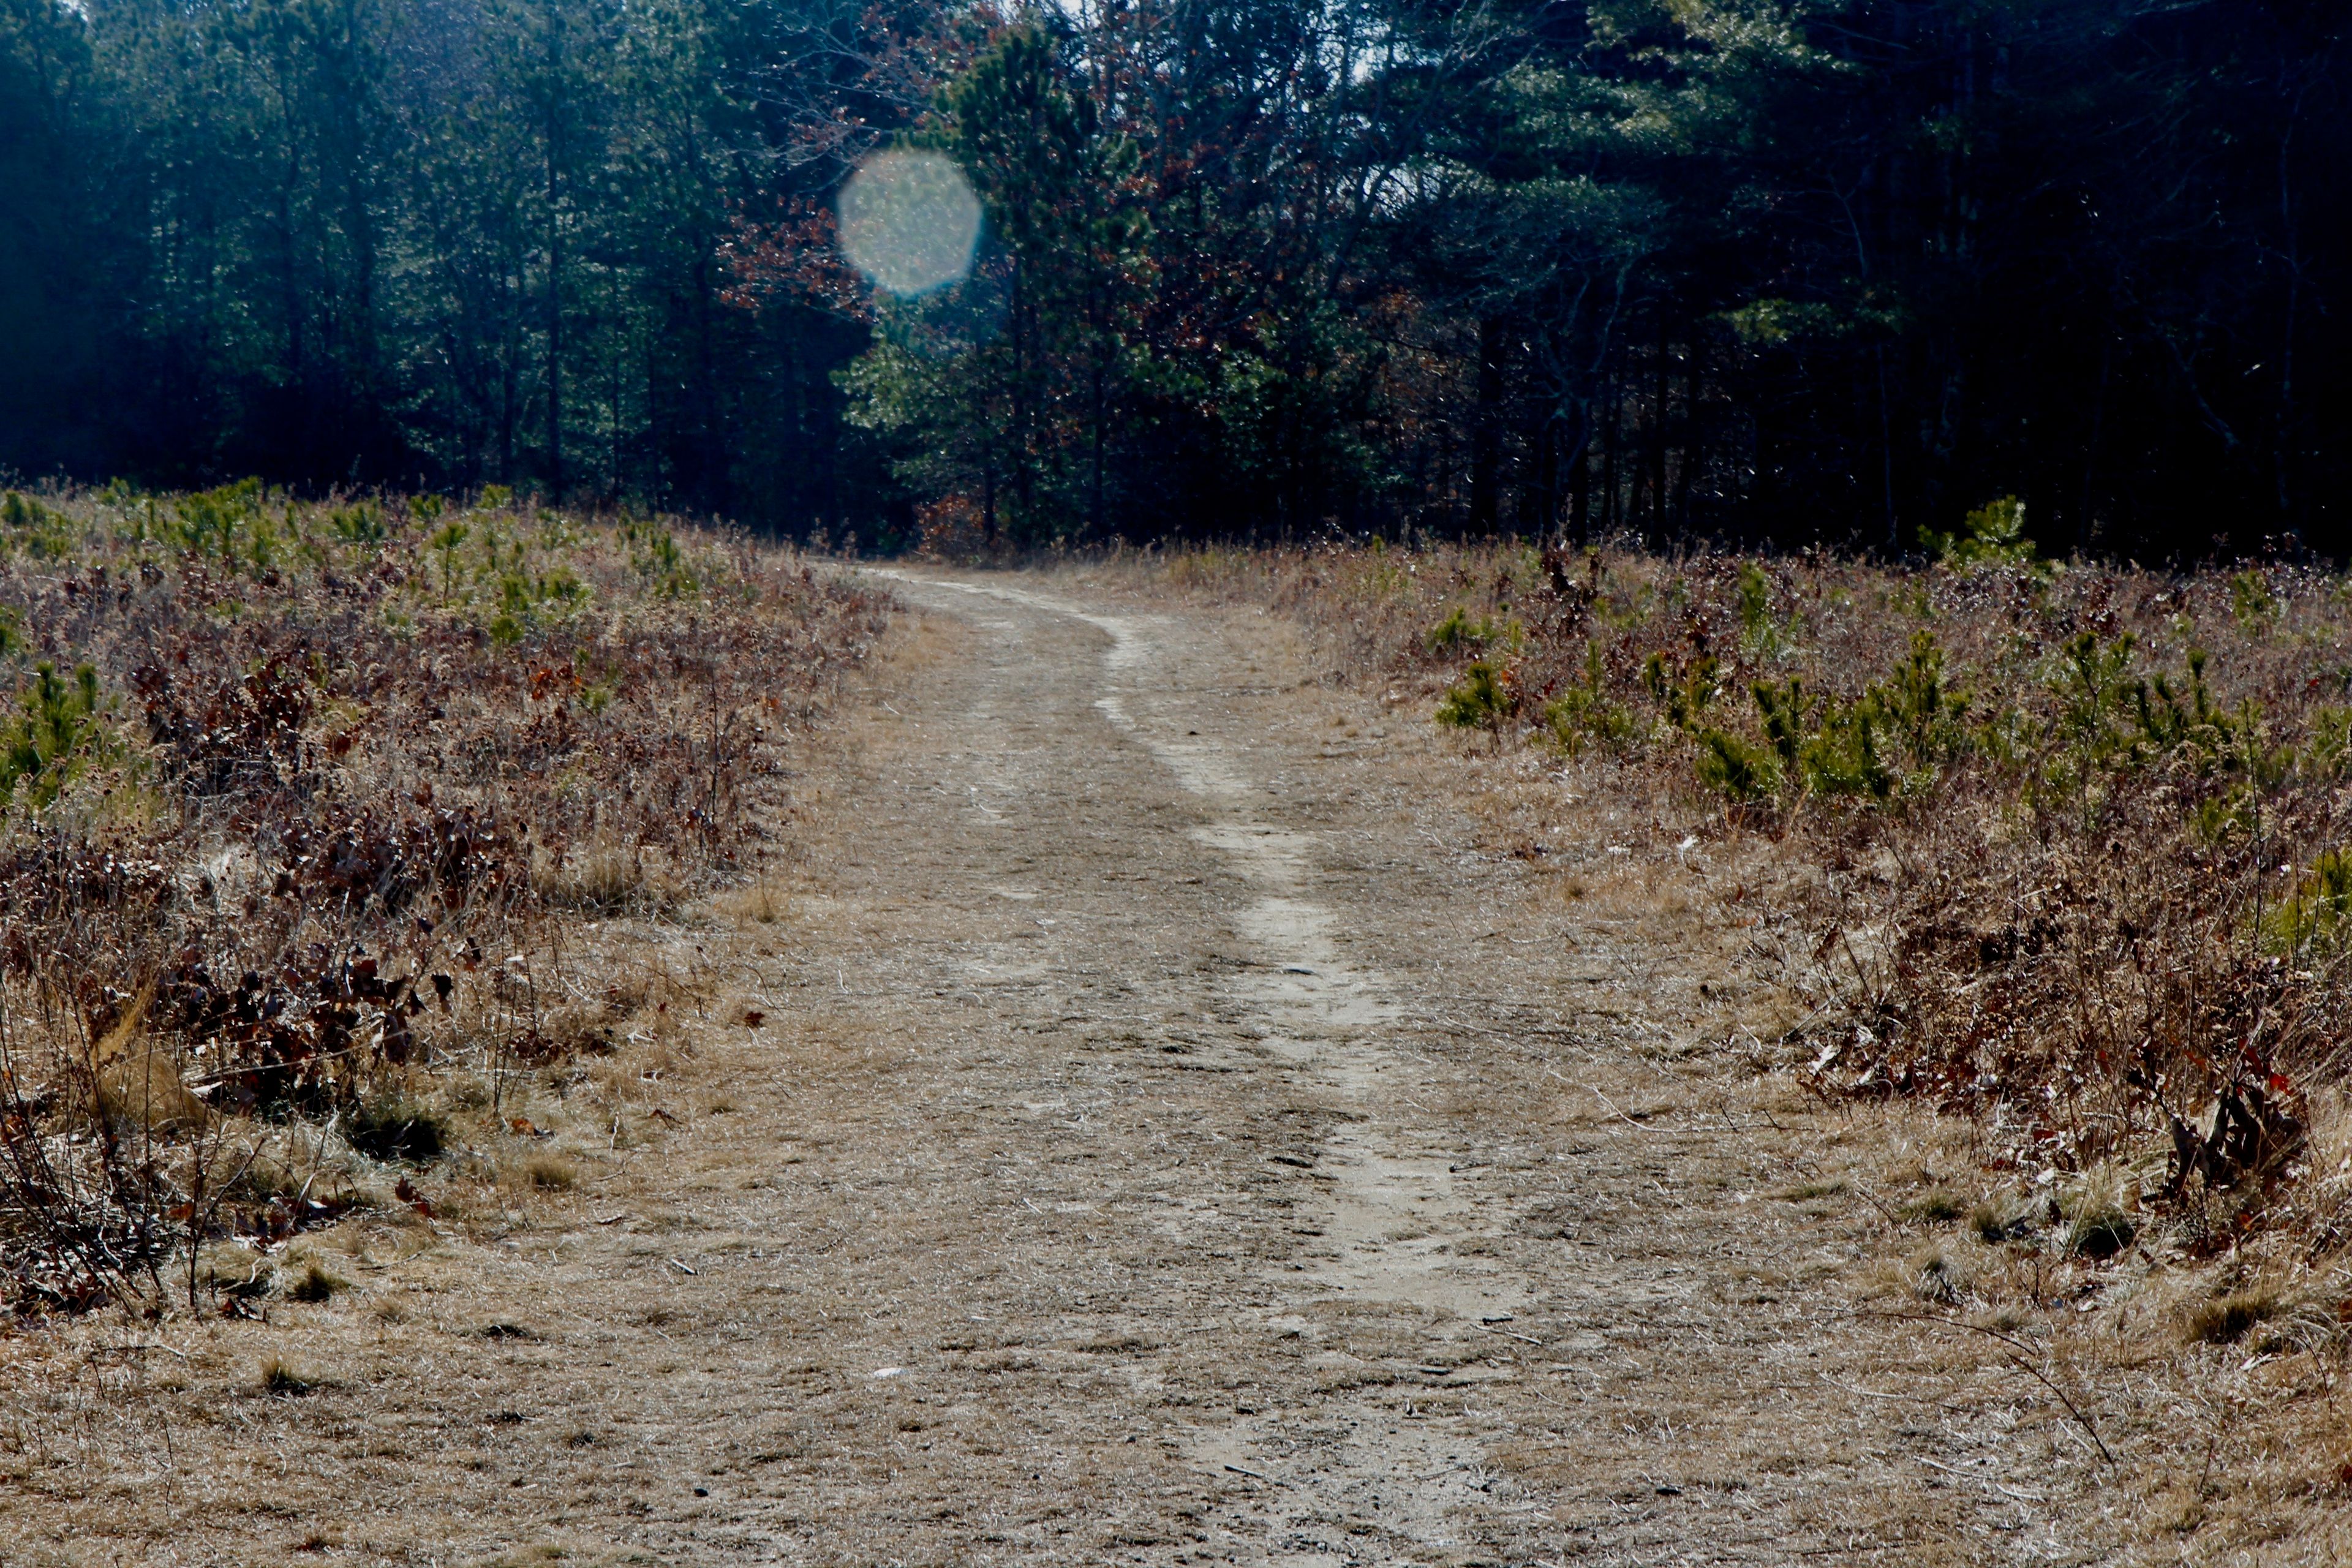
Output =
[{"x1": 838, "y1": 150, "x2": 982, "y2": 298}]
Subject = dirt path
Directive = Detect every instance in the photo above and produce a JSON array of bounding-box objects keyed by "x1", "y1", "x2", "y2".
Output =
[
  {"x1": 704, "y1": 568, "x2": 2110, "y2": 1567},
  {"x1": 894, "y1": 576, "x2": 1536, "y2": 1555},
  {"x1": 18, "y1": 567, "x2": 2320, "y2": 1566}
]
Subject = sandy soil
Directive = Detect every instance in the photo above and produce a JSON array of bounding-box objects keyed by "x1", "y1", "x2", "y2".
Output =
[{"x1": 7, "y1": 568, "x2": 2352, "y2": 1565}]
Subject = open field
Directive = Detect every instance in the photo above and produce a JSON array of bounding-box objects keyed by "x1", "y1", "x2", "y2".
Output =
[{"x1": 8, "y1": 517, "x2": 2352, "y2": 1561}]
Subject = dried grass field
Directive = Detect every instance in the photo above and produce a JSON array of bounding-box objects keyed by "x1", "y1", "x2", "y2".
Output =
[{"x1": 8, "y1": 503, "x2": 2352, "y2": 1563}]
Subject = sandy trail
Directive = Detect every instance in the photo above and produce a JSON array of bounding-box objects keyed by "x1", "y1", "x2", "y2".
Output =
[
  {"x1": 9, "y1": 568, "x2": 2195, "y2": 1566},
  {"x1": 895, "y1": 576, "x2": 1525, "y2": 1561},
  {"x1": 818, "y1": 570, "x2": 2094, "y2": 1567}
]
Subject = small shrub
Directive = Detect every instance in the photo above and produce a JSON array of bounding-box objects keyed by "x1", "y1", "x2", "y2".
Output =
[
  {"x1": 1695, "y1": 727, "x2": 1777, "y2": 800},
  {"x1": 1874, "y1": 630, "x2": 1967, "y2": 767},
  {"x1": 173, "y1": 478, "x2": 263, "y2": 563},
  {"x1": 1425, "y1": 605, "x2": 1515, "y2": 656},
  {"x1": 1425, "y1": 606, "x2": 1479, "y2": 654},
  {"x1": 345, "y1": 1096, "x2": 449, "y2": 1165},
  {"x1": 2266, "y1": 849, "x2": 2352, "y2": 956},
  {"x1": 1643, "y1": 650, "x2": 1719, "y2": 732},
  {"x1": 1736, "y1": 562, "x2": 1771, "y2": 641},
  {"x1": 2302, "y1": 704, "x2": 2352, "y2": 778},
  {"x1": 1752, "y1": 677, "x2": 1808, "y2": 772},
  {"x1": 2230, "y1": 569, "x2": 2280, "y2": 633},
  {"x1": 487, "y1": 565, "x2": 589, "y2": 644},
  {"x1": 629, "y1": 525, "x2": 696, "y2": 598},
  {"x1": 2, "y1": 661, "x2": 113, "y2": 808},
  {"x1": 328, "y1": 503, "x2": 386, "y2": 545},
  {"x1": 2, "y1": 491, "x2": 78, "y2": 558},
  {"x1": 428, "y1": 519, "x2": 471, "y2": 599},
  {"x1": 1922, "y1": 494, "x2": 2038, "y2": 571},
  {"x1": 1736, "y1": 562, "x2": 1800, "y2": 658},
  {"x1": 1798, "y1": 696, "x2": 1894, "y2": 800},
  {"x1": 1435, "y1": 661, "x2": 1517, "y2": 736},
  {"x1": 1543, "y1": 641, "x2": 1635, "y2": 753}
]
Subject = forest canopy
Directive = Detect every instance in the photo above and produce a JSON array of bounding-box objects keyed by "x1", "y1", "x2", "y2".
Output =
[{"x1": 1, "y1": 0, "x2": 2343, "y2": 557}]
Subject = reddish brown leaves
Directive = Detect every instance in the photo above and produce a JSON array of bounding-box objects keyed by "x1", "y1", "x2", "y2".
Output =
[{"x1": 393, "y1": 1177, "x2": 433, "y2": 1218}]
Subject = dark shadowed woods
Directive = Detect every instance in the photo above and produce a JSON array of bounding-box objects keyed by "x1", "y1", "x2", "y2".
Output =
[{"x1": 3, "y1": 0, "x2": 2346, "y2": 559}]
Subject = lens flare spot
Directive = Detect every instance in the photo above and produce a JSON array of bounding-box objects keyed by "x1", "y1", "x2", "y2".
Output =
[{"x1": 838, "y1": 150, "x2": 982, "y2": 298}]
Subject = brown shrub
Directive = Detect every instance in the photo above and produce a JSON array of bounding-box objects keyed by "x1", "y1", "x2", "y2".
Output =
[{"x1": 0, "y1": 487, "x2": 889, "y2": 1313}]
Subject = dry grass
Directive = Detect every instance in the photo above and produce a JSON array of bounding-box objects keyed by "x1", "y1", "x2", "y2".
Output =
[
  {"x1": 521, "y1": 1153, "x2": 576, "y2": 1191},
  {"x1": 0, "y1": 481, "x2": 888, "y2": 1316},
  {"x1": 257, "y1": 1355, "x2": 317, "y2": 1395},
  {"x1": 282, "y1": 1260, "x2": 345, "y2": 1303}
]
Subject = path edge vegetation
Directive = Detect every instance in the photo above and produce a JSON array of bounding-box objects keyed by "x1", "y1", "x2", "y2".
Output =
[
  {"x1": 1084, "y1": 524, "x2": 2352, "y2": 1359},
  {"x1": 1, "y1": 481, "x2": 888, "y2": 1320}
]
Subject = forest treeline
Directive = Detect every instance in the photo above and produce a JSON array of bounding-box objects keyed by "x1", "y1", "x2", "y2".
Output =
[{"x1": 1, "y1": 0, "x2": 2344, "y2": 556}]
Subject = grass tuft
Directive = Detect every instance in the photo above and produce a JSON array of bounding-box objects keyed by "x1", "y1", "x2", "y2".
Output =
[
  {"x1": 260, "y1": 1357, "x2": 318, "y2": 1396},
  {"x1": 284, "y1": 1261, "x2": 349, "y2": 1303},
  {"x1": 526, "y1": 1153, "x2": 578, "y2": 1191},
  {"x1": 1968, "y1": 1197, "x2": 2020, "y2": 1244},
  {"x1": 2185, "y1": 1290, "x2": 2281, "y2": 1345},
  {"x1": 1899, "y1": 1189, "x2": 1967, "y2": 1224},
  {"x1": 2065, "y1": 1205, "x2": 2136, "y2": 1261}
]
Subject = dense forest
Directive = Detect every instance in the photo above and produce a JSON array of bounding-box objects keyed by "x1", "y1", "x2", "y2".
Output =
[{"x1": 1, "y1": 0, "x2": 2344, "y2": 556}]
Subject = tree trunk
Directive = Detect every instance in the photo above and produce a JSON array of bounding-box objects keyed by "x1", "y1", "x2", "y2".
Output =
[
  {"x1": 1468, "y1": 315, "x2": 1506, "y2": 537},
  {"x1": 1521, "y1": 403, "x2": 1558, "y2": 538},
  {"x1": 1649, "y1": 312, "x2": 1669, "y2": 535},
  {"x1": 1602, "y1": 343, "x2": 1621, "y2": 535},
  {"x1": 1675, "y1": 334, "x2": 1702, "y2": 532},
  {"x1": 1090, "y1": 329, "x2": 1106, "y2": 539},
  {"x1": 695, "y1": 244, "x2": 726, "y2": 513},
  {"x1": 500, "y1": 284, "x2": 518, "y2": 484},
  {"x1": 1569, "y1": 423, "x2": 1591, "y2": 546}
]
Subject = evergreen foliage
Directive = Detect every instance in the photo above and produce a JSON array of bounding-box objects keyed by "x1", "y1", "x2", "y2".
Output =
[{"x1": 0, "y1": 0, "x2": 2344, "y2": 553}]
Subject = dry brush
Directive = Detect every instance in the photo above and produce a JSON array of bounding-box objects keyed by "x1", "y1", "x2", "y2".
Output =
[{"x1": 0, "y1": 482, "x2": 887, "y2": 1315}]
